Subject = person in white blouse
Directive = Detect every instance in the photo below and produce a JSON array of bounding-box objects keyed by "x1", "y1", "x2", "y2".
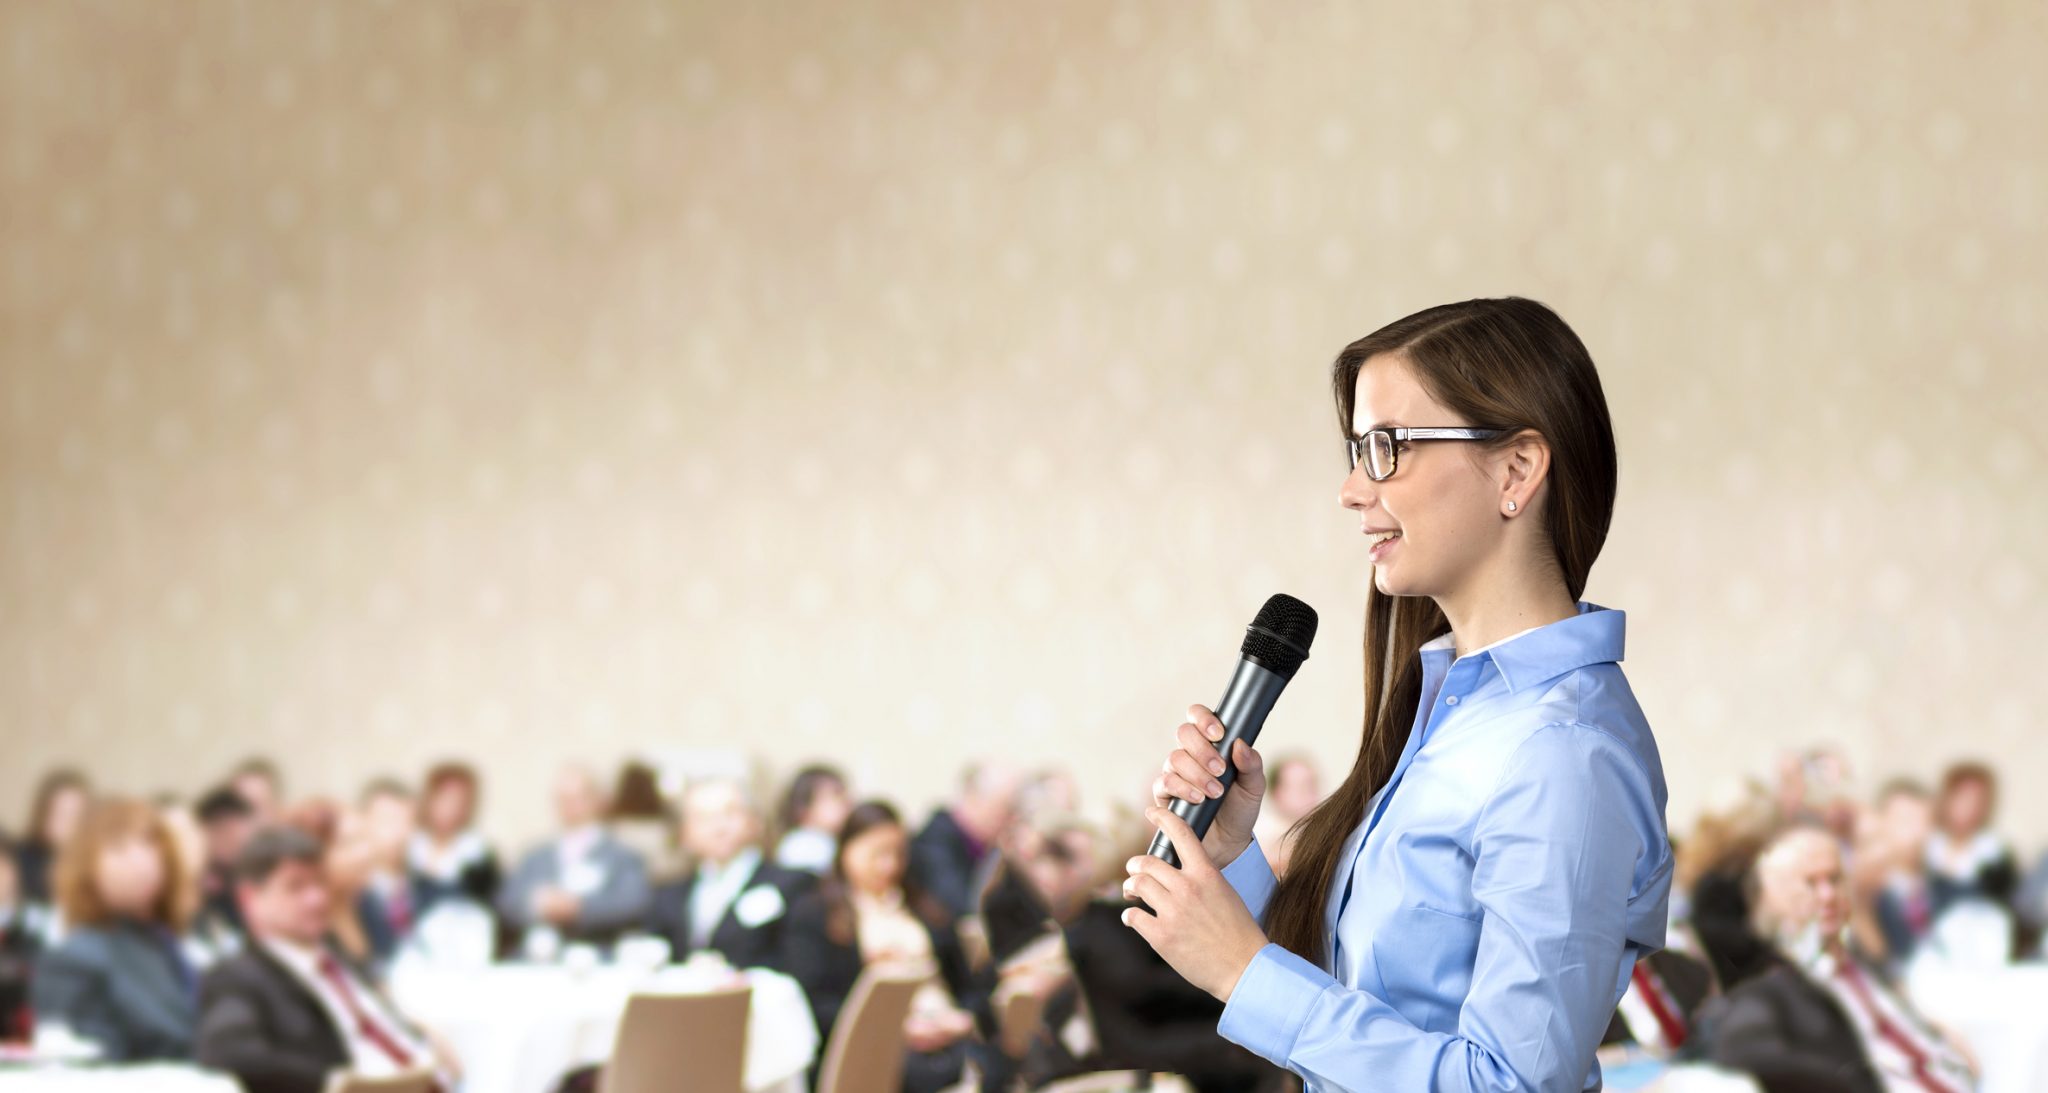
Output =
[{"x1": 197, "y1": 825, "x2": 460, "y2": 1093}]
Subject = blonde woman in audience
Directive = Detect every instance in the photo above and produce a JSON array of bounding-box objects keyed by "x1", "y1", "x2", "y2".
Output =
[{"x1": 31, "y1": 798, "x2": 198, "y2": 1061}]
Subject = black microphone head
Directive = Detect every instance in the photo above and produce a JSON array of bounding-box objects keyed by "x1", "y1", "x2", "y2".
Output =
[{"x1": 1240, "y1": 594, "x2": 1318, "y2": 680}]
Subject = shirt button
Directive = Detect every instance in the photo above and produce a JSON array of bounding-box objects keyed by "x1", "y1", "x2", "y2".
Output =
[{"x1": 1445, "y1": 695, "x2": 1459, "y2": 705}]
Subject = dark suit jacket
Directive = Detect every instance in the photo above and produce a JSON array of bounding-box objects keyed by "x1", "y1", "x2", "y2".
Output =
[
  {"x1": 1689, "y1": 961, "x2": 1883, "y2": 1093},
  {"x1": 31, "y1": 921, "x2": 197, "y2": 1061},
  {"x1": 647, "y1": 856, "x2": 813, "y2": 972},
  {"x1": 0, "y1": 909, "x2": 42, "y2": 1041},
  {"x1": 779, "y1": 888, "x2": 992, "y2": 1046},
  {"x1": 196, "y1": 941, "x2": 428, "y2": 1093},
  {"x1": 1063, "y1": 899, "x2": 1284, "y2": 1093},
  {"x1": 908, "y1": 810, "x2": 986, "y2": 919}
]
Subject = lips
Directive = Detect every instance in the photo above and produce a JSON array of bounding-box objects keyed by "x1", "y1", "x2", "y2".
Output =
[{"x1": 1365, "y1": 528, "x2": 1401, "y2": 561}]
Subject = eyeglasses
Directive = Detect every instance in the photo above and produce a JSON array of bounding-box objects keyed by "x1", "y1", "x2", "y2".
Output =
[{"x1": 1347, "y1": 426, "x2": 1508, "y2": 481}]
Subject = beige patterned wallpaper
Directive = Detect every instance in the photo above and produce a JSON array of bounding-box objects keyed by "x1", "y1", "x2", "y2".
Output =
[{"x1": 3, "y1": 1, "x2": 2045, "y2": 850}]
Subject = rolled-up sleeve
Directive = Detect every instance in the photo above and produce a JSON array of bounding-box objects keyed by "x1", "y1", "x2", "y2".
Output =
[{"x1": 1216, "y1": 723, "x2": 1663, "y2": 1091}]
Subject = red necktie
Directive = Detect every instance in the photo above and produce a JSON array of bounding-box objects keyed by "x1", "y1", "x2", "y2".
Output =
[
  {"x1": 1836, "y1": 958, "x2": 1959, "y2": 1093},
  {"x1": 316, "y1": 953, "x2": 415, "y2": 1068},
  {"x1": 1630, "y1": 962, "x2": 1689, "y2": 1048}
]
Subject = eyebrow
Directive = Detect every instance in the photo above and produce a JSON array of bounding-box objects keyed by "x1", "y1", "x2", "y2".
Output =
[{"x1": 1353, "y1": 419, "x2": 1401, "y2": 435}]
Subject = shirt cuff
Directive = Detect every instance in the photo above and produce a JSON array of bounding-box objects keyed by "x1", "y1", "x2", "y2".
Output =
[
  {"x1": 1217, "y1": 942, "x2": 1334, "y2": 1067},
  {"x1": 1220, "y1": 838, "x2": 1279, "y2": 922}
]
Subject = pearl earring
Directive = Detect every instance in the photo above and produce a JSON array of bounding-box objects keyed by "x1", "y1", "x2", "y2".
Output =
[{"x1": 1505, "y1": 500, "x2": 1517, "y2": 513}]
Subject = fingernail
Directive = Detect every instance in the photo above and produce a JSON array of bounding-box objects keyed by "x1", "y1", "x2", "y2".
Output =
[
  {"x1": 1125, "y1": 858, "x2": 1140, "y2": 875},
  {"x1": 1206, "y1": 726, "x2": 1222, "y2": 741},
  {"x1": 1209, "y1": 760, "x2": 1225, "y2": 776},
  {"x1": 1206, "y1": 781, "x2": 1223, "y2": 797}
]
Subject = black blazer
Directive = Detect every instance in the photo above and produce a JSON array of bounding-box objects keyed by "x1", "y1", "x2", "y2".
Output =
[
  {"x1": 0, "y1": 909, "x2": 42, "y2": 1041},
  {"x1": 1688, "y1": 962, "x2": 1883, "y2": 1093},
  {"x1": 196, "y1": 942, "x2": 426, "y2": 1093},
  {"x1": 1063, "y1": 899, "x2": 1283, "y2": 1093},
  {"x1": 647, "y1": 857, "x2": 813, "y2": 972},
  {"x1": 31, "y1": 920, "x2": 197, "y2": 1061},
  {"x1": 779, "y1": 888, "x2": 991, "y2": 1046},
  {"x1": 907, "y1": 811, "x2": 984, "y2": 919}
]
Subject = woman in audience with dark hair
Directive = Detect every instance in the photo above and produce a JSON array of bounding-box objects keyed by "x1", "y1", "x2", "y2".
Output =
[
  {"x1": 782, "y1": 801, "x2": 995, "y2": 1093},
  {"x1": 16, "y1": 769, "x2": 91, "y2": 908},
  {"x1": 407, "y1": 761, "x2": 500, "y2": 914},
  {"x1": 774, "y1": 765, "x2": 851, "y2": 875},
  {"x1": 31, "y1": 798, "x2": 198, "y2": 1060}
]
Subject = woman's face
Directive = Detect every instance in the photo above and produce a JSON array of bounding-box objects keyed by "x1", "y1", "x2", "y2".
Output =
[
  {"x1": 45, "y1": 785, "x2": 89, "y2": 845},
  {"x1": 324, "y1": 811, "x2": 377, "y2": 892},
  {"x1": 805, "y1": 779, "x2": 852, "y2": 834},
  {"x1": 840, "y1": 822, "x2": 907, "y2": 897},
  {"x1": 93, "y1": 832, "x2": 168, "y2": 918},
  {"x1": 1343, "y1": 355, "x2": 1515, "y2": 599},
  {"x1": 1939, "y1": 779, "x2": 1990, "y2": 835},
  {"x1": 424, "y1": 780, "x2": 473, "y2": 837}
]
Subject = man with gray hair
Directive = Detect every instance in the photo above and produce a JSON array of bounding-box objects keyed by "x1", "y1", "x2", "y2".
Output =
[{"x1": 1697, "y1": 825, "x2": 1976, "y2": 1093}]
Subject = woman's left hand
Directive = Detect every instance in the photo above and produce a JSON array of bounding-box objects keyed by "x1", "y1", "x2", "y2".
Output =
[{"x1": 1121, "y1": 806, "x2": 1271, "y2": 1002}]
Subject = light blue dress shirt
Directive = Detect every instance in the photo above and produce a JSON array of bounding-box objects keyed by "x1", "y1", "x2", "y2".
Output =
[{"x1": 1217, "y1": 602, "x2": 1671, "y2": 1092}]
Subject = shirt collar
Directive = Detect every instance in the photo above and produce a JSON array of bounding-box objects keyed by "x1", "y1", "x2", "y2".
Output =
[{"x1": 1420, "y1": 601, "x2": 1626, "y2": 694}]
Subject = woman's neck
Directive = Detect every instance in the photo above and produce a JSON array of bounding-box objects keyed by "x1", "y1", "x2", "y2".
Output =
[{"x1": 1435, "y1": 565, "x2": 1578, "y2": 659}]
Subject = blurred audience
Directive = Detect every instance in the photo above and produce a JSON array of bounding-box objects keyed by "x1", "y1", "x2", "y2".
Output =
[
  {"x1": 1926, "y1": 762, "x2": 2017, "y2": 919},
  {"x1": 407, "y1": 760, "x2": 499, "y2": 916},
  {"x1": 190, "y1": 787, "x2": 257, "y2": 955},
  {"x1": 910, "y1": 762, "x2": 1024, "y2": 918},
  {"x1": 783, "y1": 800, "x2": 997, "y2": 1093},
  {"x1": 227, "y1": 758, "x2": 284, "y2": 826},
  {"x1": 608, "y1": 760, "x2": 679, "y2": 882},
  {"x1": 16, "y1": 769, "x2": 91, "y2": 907},
  {"x1": 647, "y1": 779, "x2": 813, "y2": 971},
  {"x1": 356, "y1": 779, "x2": 419, "y2": 963},
  {"x1": 1251, "y1": 753, "x2": 1322, "y2": 878},
  {"x1": 497, "y1": 764, "x2": 651, "y2": 953},
  {"x1": 31, "y1": 798, "x2": 197, "y2": 1061},
  {"x1": 774, "y1": 765, "x2": 851, "y2": 876},
  {"x1": 1693, "y1": 825, "x2": 1976, "y2": 1093},
  {"x1": 197, "y1": 825, "x2": 458, "y2": 1093},
  {"x1": 0, "y1": 834, "x2": 46, "y2": 1043},
  {"x1": 1861, "y1": 778, "x2": 1938, "y2": 971}
]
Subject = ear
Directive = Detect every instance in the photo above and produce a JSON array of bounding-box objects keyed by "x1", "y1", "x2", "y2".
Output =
[{"x1": 1497, "y1": 431, "x2": 1552, "y2": 517}]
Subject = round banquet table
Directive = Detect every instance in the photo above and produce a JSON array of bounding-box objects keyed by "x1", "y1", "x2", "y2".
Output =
[
  {"x1": 1907, "y1": 961, "x2": 2048, "y2": 1093},
  {"x1": 389, "y1": 962, "x2": 818, "y2": 1093},
  {"x1": 0, "y1": 1066, "x2": 240, "y2": 1092}
]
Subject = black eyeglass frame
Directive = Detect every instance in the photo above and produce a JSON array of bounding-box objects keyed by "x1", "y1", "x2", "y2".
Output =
[{"x1": 1347, "y1": 426, "x2": 1510, "y2": 481}]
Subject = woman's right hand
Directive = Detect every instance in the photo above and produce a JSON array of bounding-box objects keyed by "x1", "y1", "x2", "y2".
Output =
[{"x1": 1150, "y1": 703, "x2": 1266, "y2": 869}]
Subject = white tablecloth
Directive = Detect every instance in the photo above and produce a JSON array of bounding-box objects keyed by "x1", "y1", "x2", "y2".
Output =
[
  {"x1": 0, "y1": 1066, "x2": 239, "y2": 1092},
  {"x1": 1908, "y1": 962, "x2": 2048, "y2": 1093},
  {"x1": 390, "y1": 963, "x2": 818, "y2": 1093}
]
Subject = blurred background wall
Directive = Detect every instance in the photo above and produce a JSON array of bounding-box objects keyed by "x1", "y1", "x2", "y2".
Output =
[{"x1": 3, "y1": 0, "x2": 2044, "y2": 847}]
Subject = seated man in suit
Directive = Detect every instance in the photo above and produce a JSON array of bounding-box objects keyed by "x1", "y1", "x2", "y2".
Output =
[
  {"x1": 646, "y1": 780, "x2": 812, "y2": 971},
  {"x1": 497, "y1": 763, "x2": 652, "y2": 953},
  {"x1": 909, "y1": 762, "x2": 1024, "y2": 918},
  {"x1": 1694, "y1": 824, "x2": 1976, "y2": 1093},
  {"x1": 191, "y1": 787, "x2": 256, "y2": 954},
  {"x1": 196, "y1": 825, "x2": 458, "y2": 1093}
]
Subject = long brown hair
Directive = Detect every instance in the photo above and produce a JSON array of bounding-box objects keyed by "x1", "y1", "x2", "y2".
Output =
[
  {"x1": 1264, "y1": 297, "x2": 1618, "y2": 966},
  {"x1": 817, "y1": 800, "x2": 950, "y2": 947}
]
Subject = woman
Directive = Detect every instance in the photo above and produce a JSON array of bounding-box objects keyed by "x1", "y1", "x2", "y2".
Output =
[
  {"x1": 16, "y1": 769, "x2": 91, "y2": 907},
  {"x1": 31, "y1": 798, "x2": 199, "y2": 1060},
  {"x1": 782, "y1": 801, "x2": 994, "y2": 1093},
  {"x1": 285, "y1": 798, "x2": 392, "y2": 973},
  {"x1": 1125, "y1": 298, "x2": 1673, "y2": 1091},
  {"x1": 1924, "y1": 760, "x2": 2016, "y2": 918},
  {"x1": 407, "y1": 761, "x2": 500, "y2": 914},
  {"x1": 774, "y1": 765, "x2": 851, "y2": 875}
]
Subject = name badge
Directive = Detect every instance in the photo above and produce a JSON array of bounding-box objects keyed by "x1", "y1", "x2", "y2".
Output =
[{"x1": 733, "y1": 885, "x2": 786, "y2": 929}]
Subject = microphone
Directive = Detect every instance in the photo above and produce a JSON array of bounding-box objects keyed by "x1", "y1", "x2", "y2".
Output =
[{"x1": 1147, "y1": 593, "x2": 1318, "y2": 868}]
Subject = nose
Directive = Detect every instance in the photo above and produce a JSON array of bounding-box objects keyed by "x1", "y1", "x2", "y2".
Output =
[{"x1": 1339, "y1": 461, "x2": 1379, "y2": 513}]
